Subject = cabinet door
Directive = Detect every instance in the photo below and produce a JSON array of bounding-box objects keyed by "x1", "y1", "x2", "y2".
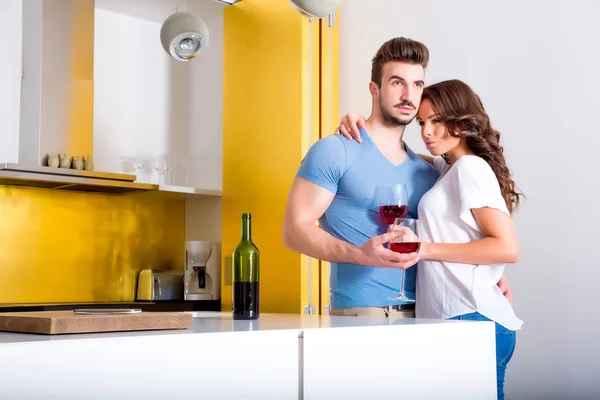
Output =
[
  {"x1": 303, "y1": 322, "x2": 497, "y2": 399},
  {"x1": 0, "y1": 329, "x2": 301, "y2": 399}
]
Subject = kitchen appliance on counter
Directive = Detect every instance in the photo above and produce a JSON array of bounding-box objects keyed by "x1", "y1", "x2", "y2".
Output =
[
  {"x1": 184, "y1": 241, "x2": 221, "y2": 301},
  {"x1": 137, "y1": 269, "x2": 184, "y2": 301}
]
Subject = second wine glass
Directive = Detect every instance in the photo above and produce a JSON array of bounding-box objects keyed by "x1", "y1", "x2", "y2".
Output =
[{"x1": 388, "y1": 217, "x2": 419, "y2": 302}]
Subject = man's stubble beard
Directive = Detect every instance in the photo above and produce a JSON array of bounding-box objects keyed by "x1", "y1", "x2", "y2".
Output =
[{"x1": 379, "y1": 98, "x2": 416, "y2": 127}]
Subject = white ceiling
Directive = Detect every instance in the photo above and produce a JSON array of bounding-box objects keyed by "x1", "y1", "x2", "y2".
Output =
[{"x1": 95, "y1": 0, "x2": 228, "y2": 24}]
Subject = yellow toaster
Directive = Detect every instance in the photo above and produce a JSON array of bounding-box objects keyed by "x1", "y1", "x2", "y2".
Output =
[{"x1": 137, "y1": 269, "x2": 184, "y2": 301}]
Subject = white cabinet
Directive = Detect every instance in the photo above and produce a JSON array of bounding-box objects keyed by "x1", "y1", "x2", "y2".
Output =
[
  {"x1": 302, "y1": 320, "x2": 497, "y2": 400},
  {"x1": 0, "y1": 314, "x2": 497, "y2": 399},
  {"x1": 0, "y1": 329, "x2": 300, "y2": 400}
]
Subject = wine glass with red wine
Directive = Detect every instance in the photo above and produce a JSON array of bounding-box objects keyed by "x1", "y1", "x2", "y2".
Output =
[
  {"x1": 388, "y1": 217, "x2": 419, "y2": 302},
  {"x1": 373, "y1": 184, "x2": 408, "y2": 225}
]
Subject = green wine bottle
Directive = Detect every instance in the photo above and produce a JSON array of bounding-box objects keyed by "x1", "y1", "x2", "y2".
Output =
[{"x1": 232, "y1": 213, "x2": 260, "y2": 320}]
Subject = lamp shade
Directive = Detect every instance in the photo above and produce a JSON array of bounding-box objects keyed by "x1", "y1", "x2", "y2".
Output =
[
  {"x1": 289, "y1": 0, "x2": 343, "y2": 19},
  {"x1": 160, "y1": 11, "x2": 209, "y2": 61}
]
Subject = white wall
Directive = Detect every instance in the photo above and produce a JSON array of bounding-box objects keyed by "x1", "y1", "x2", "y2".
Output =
[
  {"x1": 94, "y1": 0, "x2": 225, "y2": 247},
  {"x1": 94, "y1": 0, "x2": 224, "y2": 191},
  {"x1": 0, "y1": 0, "x2": 22, "y2": 163},
  {"x1": 93, "y1": 9, "x2": 169, "y2": 179},
  {"x1": 339, "y1": 1, "x2": 599, "y2": 398}
]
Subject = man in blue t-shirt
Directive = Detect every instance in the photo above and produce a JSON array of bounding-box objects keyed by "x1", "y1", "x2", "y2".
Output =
[{"x1": 282, "y1": 37, "x2": 439, "y2": 318}]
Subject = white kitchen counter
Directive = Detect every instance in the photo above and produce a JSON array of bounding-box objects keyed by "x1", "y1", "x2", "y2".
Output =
[
  {"x1": 0, "y1": 312, "x2": 459, "y2": 343},
  {"x1": 0, "y1": 312, "x2": 497, "y2": 399}
]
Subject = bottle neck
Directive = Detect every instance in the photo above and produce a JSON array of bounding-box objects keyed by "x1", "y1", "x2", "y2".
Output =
[{"x1": 241, "y1": 215, "x2": 252, "y2": 241}]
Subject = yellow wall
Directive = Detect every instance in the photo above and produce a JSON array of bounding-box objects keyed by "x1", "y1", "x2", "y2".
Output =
[
  {"x1": 66, "y1": 0, "x2": 94, "y2": 158},
  {"x1": 222, "y1": 0, "x2": 319, "y2": 314},
  {"x1": 0, "y1": 187, "x2": 184, "y2": 304},
  {"x1": 222, "y1": 1, "x2": 339, "y2": 314}
]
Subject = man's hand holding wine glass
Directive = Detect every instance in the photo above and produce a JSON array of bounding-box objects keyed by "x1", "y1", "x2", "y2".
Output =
[
  {"x1": 356, "y1": 230, "x2": 420, "y2": 270},
  {"x1": 358, "y1": 183, "x2": 420, "y2": 270},
  {"x1": 387, "y1": 223, "x2": 423, "y2": 254}
]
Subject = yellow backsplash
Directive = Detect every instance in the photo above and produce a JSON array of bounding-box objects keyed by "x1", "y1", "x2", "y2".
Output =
[{"x1": 0, "y1": 186, "x2": 185, "y2": 304}]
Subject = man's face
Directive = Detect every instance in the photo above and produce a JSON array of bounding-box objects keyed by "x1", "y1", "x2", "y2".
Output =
[{"x1": 371, "y1": 61, "x2": 425, "y2": 126}]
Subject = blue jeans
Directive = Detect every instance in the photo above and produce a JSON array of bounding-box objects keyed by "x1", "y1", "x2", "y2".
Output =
[{"x1": 450, "y1": 312, "x2": 516, "y2": 400}]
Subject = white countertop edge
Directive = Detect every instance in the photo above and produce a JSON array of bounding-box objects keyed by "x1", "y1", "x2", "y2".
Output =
[{"x1": 0, "y1": 312, "x2": 494, "y2": 345}]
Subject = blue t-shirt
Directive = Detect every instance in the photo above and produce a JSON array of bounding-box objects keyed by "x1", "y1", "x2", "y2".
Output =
[{"x1": 296, "y1": 129, "x2": 439, "y2": 308}]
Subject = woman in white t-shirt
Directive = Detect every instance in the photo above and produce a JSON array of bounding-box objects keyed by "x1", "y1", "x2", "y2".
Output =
[{"x1": 336, "y1": 79, "x2": 523, "y2": 400}]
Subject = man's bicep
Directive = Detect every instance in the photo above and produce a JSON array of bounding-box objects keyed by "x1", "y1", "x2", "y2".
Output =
[{"x1": 285, "y1": 177, "x2": 335, "y2": 226}]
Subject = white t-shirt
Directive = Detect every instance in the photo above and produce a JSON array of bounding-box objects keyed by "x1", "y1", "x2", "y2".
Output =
[{"x1": 416, "y1": 155, "x2": 523, "y2": 331}]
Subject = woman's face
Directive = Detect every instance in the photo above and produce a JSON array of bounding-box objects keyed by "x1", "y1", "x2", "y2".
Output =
[{"x1": 416, "y1": 99, "x2": 461, "y2": 156}]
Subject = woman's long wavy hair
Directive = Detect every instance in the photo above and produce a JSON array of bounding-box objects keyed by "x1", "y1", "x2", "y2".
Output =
[{"x1": 421, "y1": 79, "x2": 523, "y2": 214}]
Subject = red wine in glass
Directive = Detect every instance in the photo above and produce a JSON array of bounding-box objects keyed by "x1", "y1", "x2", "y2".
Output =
[
  {"x1": 390, "y1": 242, "x2": 421, "y2": 253},
  {"x1": 373, "y1": 184, "x2": 409, "y2": 227},
  {"x1": 388, "y1": 217, "x2": 419, "y2": 303},
  {"x1": 379, "y1": 205, "x2": 408, "y2": 225}
]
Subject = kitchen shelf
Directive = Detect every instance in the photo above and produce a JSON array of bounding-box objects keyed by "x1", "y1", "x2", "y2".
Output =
[
  {"x1": 135, "y1": 185, "x2": 223, "y2": 200},
  {"x1": 0, "y1": 162, "x2": 222, "y2": 199},
  {"x1": 0, "y1": 163, "x2": 155, "y2": 194}
]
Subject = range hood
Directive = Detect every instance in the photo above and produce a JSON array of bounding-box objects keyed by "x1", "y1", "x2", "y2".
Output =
[{"x1": 0, "y1": 163, "x2": 156, "y2": 194}]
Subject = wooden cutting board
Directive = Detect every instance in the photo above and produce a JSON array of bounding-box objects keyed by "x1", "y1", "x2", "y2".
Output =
[{"x1": 0, "y1": 310, "x2": 193, "y2": 335}]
